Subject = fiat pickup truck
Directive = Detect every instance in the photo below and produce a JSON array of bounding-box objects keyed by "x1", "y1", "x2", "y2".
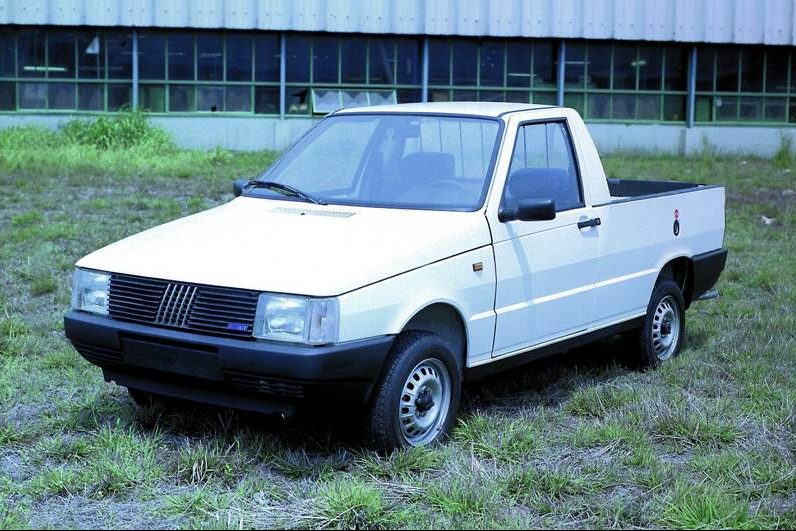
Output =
[{"x1": 65, "y1": 102, "x2": 727, "y2": 449}]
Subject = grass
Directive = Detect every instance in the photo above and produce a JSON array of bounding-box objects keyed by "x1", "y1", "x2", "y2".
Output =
[{"x1": 0, "y1": 116, "x2": 795, "y2": 528}]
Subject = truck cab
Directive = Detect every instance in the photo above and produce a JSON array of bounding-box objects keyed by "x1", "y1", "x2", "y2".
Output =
[{"x1": 65, "y1": 102, "x2": 727, "y2": 450}]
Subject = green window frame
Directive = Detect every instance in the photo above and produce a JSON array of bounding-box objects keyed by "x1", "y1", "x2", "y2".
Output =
[
  {"x1": 694, "y1": 45, "x2": 794, "y2": 124},
  {"x1": 1, "y1": 29, "x2": 133, "y2": 113},
  {"x1": 563, "y1": 41, "x2": 689, "y2": 123},
  {"x1": 283, "y1": 34, "x2": 423, "y2": 115},
  {"x1": 426, "y1": 38, "x2": 558, "y2": 105}
]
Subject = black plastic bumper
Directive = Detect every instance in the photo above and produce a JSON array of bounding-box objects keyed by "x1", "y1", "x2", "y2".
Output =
[
  {"x1": 690, "y1": 247, "x2": 728, "y2": 301},
  {"x1": 64, "y1": 311, "x2": 394, "y2": 415}
]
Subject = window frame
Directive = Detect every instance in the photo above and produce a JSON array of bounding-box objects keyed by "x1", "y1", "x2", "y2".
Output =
[{"x1": 500, "y1": 118, "x2": 586, "y2": 214}]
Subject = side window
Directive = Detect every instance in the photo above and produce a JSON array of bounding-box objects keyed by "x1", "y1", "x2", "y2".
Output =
[{"x1": 503, "y1": 121, "x2": 583, "y2": 212}]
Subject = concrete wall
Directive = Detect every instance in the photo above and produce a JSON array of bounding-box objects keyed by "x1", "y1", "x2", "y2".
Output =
[{"x1": 2, "y1": 113, "x2": 795, "y2": 157}]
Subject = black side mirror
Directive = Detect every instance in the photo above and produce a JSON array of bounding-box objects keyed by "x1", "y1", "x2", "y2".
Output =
[
  {"x1": 498, "y1": 199, "x2": 556, "y2": 223},
  {"x1": 233, "y1": 179, "x2": 248, "y2": 197}
]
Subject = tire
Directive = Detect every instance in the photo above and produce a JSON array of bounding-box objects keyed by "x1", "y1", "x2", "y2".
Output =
[
  {"x1": 624, "y1": 279, "x2": 686, "y2": 369},
  {"x1": 367, "y1": 331, "x2": 462, "y2": 451}
]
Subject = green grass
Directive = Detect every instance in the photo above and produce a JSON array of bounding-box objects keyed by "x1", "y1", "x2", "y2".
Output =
[{"x1": 0, "y1": 115, "x2": 794, "y2": 528}]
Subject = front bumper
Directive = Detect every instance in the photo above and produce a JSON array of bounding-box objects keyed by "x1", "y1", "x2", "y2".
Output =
[{"x1": 64, "y1": 311, "x2": 394, "y2": 416}]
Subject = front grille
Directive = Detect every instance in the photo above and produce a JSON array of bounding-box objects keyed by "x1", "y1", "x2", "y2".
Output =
[{"x1": 108, "y1": 273, "x2": 259, "y2": 339}]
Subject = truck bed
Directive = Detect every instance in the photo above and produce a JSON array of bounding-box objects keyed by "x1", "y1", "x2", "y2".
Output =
[{"x1": 606, "y1": 179, "x2": 716, "y2": 204}]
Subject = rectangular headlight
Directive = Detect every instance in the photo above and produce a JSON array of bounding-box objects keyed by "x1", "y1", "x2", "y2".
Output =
[
  {"x1": 71, "y1": 269, "x2": 111, "y2": 316},
  {"x1": 253, "y1": 294, "x2": 339, "y2": 345}
]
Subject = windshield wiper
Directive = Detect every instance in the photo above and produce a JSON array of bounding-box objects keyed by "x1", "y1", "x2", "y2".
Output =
[{"x1": 247, "y1": 180, "x2": 327, "y2": 205}]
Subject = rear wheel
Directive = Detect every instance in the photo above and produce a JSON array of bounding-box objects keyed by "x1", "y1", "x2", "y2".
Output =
[
  {"x1": 367, "y1": 332, "x2": 461, "y2": 451},
  {"x1": 624, "y1": 279, "x2": 686, "y2": 369}
]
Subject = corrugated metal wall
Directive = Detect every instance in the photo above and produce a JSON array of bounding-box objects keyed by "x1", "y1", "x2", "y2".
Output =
[{"x1": 1, "y1": 0, "x2": 796, "y2": 45}]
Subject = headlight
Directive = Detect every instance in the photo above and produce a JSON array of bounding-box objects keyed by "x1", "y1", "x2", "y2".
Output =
[
  {"x1": 71, "y1": 269, "x2": 111, "y2": 316},
  {"x1": 253, "y1": 294, "x2": 339, "y2": 345}
]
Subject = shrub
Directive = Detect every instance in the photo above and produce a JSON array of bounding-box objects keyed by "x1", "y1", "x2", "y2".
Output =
[{"x1": 60, "y1": 111, "x2": 174, "y2": 152}]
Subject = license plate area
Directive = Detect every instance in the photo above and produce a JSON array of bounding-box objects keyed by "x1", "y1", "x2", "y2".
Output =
[{"x1": 121, "y1": 337, "x2": 221, "y2": 380}]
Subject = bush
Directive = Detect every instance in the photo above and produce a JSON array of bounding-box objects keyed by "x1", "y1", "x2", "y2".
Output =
[{"x1": 60, "y1": 111, "x2": 174, "y2": 152}]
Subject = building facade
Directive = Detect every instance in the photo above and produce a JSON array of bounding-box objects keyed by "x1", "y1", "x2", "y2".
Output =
[{"x1": 2, "y1": 0, "x2": 796, "y2": 155}]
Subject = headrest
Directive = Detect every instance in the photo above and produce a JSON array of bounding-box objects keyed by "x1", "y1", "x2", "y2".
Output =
[{"x1": 507, "y1": 167, "x2": 568, "y2": 198}]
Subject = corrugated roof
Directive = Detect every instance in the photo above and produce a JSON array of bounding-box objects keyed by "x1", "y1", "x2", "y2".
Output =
[{"x1": 1, "y1": 0, "x2": 795, "y2": 45}]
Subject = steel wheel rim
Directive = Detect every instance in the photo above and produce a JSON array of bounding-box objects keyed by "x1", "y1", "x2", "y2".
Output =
[
  {"x1": 652, "y1": 295, "x2": 681, "y2": 361},
  {"x1": 399, "y1": 358, "x2": 451, "y2": 447}
]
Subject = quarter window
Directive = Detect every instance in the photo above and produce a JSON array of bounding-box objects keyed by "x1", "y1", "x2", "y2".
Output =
[{"x1": 503, "y1": 122, "x2": 583, "y2": 212}]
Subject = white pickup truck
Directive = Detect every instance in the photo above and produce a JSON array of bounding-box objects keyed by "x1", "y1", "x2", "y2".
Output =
[{"x1": 65, "y1": 103, "x2": 727, "y2": 449}]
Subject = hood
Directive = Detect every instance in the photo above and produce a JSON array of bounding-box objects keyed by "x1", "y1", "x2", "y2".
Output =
[{"x1": 77, "y1": 197, "x2": 492, "y2": 296}]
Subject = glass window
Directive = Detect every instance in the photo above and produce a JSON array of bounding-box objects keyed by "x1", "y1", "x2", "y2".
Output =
[
  {"x1": 638, "y1": 45, "x2": 663, "y2": 91},
  {"x1": 766, "y1": 48, "x2": 788, "y2": 93},
  {"x1": 107, "y1": 33, "x2": 132, "y2": 79},
  {"x1": 588, "y1": 44, "x2": 611, "y2": 89},
  {"x1": 139, "y1": 84, "x2": 165, "y2": 112},
  {"x1": 764, "y1": 97, "x2": 787, "y2": 121},
  {"x1": 168, "y1": 34, "x2": 194, "y2": 80},
  {"x1": 313, "y1": 36, "x2": 338, "y2": 83},
  {"x1": 77, "y1": 84, "x2": 103, "y2": 111},
  {"x1": 48, "y1": 82, "x2": 76, "y2": 108},
  {"x1": 261, "y1": 114, "x2": 501, "y2": 211},
  {"x1": 740, "y1": 48, "x2": 764, "y2": 93},
  {"x1": 286, "y1": 86, "x2": 310, "y2": 114},
  {"x1": 739, "y1": 96, "x2": 763, "y2": 120},
  {"x1": 78, "y1": 32, "x2": 105, "y2": 79},
  {"x1": 255, "y1": 35, "x2": 279, "y2": 82},
  {"x1": 564, "y1": 43, "x2": 585, "y2": 88},
  {"x1": 341, "y1": 89, "x2": 369, "y2": 108},
  {"x1": 637, "y1": 94, "x2": 660, "y2": 120},
  {"x1": 254, "y1": 87, "x2": 279, "y2": 114},
  {"x1": 504, "y1": 122, "x2": 582, "y2": 212},
  {"x1": 396, "y1": 40, "x2": 420, "y2": 84},
  {"x1": 452, "y1": 89, "x2": 477, "y2": 101},
  {"x1": 451, "y1": 41, "x2": 477, "y2": 85},
  {"x1": 428, "y1": 40, "x2": 450, "y2": 85},
  {"x1": 137, "y1": 33, "x2": 165, "y2": 80},
  {"x1": 587, "y1": 93, "x2": 610, "y2": 119},
  {"x1": 664, "y1": 47, "x2": 687, "y2": 91},
  {"x1": 506, "y1": 90, "x2": 530, "y2": 103},
  {"x1": 369, "y1": 40, "x2": 394, "y2": 84},
  {"x1": 0, "y1": 30, "x2": 14, "y2": 77},
  {"x1": 196, "y1": 85, "x2": 223, "y2": 111},
  {"x1": 197, "y1": 34, "x2": 223, "y2": 81},
  {"x1": 226, "y1": 35, "x2": 252, "y2": 82},
  {"x1": 341, "y1": 39, "x2": 366, "y2": 83},
  {"x1": 397, "y1": 89, "x2": 421, "y2": 103},
  {"x1": 18, "y1": 82, "x2": 46, "y2": 108},
  {"x1": 506, "y1": 42, "x2": 531, "y2": 87},
  {"x1": 285, "y1": 35, "x2": 310, "y2": 83},
  {"x1": 479, "y1": 41, "x2": 504, "y2": 87},
  {"x1": 663, "y1": 95, "x2": 685, "y2": 121},
  {"x1": 479, "y1": 90, "x2": 505, "y2": 102},
  {"x1": 716, "y1": 95, "x2": 738, "y2": 120},
  {"x1": 225, "y1": 85, "x2": 251, "y2": 112},
  {"x1": 533, "y1": 42, "x2": 556, "y2": 88},
  {"x1": 612, "y1": 45, "x2": 636, "y2": 90},
  {"x1": 612, "y1": 94, "x2": 635, "y2": 119},
  {"x1": 169, "y1": 84, "x2": 194, "y2": 111},
  {"x1": 0, "y1": 82, "x2": 15, "y2": 110},
  {"x1": 696, "y1": 48, "x2": 715, "y2": 91},
  {"x1": 108, "y1": 83, "x2": 131, "y2": 110},
  {"x1": 716, "y1": 49, "x2": 739, "y2": 92},
  {"x1": 533, "y1": 91, "x2": 557, "y2": 105},
  {"x1": 18, "y1": 32, "x2": 46, "y2": 78},
  {"x1": 47, "y1": 32, "x2": 75, "y2": 78},
  {"x1": 312, "y1": 89, "x2": 341, "y2": 113}
]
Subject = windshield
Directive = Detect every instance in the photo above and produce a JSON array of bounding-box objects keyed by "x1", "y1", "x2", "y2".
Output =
[{"x1": 257, "y1": 113, "x2": 503, "y2": 211}]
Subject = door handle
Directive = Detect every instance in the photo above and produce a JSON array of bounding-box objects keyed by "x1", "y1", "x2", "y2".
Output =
[{"x1": 577, "y1": 217, "x2": 601, "y2": 229}]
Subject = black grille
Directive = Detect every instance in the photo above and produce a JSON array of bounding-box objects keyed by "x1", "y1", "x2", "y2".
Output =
[
  {"x1": 108, "y1": 273, "x2": 259, "y2": 339},
  {"x1": 224, "y1": 371, "x2": 305, "y2": 399}
]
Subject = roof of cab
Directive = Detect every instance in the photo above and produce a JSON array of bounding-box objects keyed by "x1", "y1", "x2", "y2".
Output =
[{"x1": 334, "y1": 101, "x2": 555, "y2": 118}]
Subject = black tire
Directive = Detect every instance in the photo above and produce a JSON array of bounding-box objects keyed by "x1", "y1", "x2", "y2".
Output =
[
  {"x1": 367, "y1": 331, "x2": 462, "y2": 451},
  {"x1": 623, "y1": 279, "x2": 686, "y2": 369}
]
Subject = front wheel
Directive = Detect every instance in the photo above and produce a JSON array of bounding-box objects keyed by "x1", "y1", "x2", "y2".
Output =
[
  {"x1": 367, "y1": 332, "x2": 461, "y2": 451},
  {"x1": 625, "y1": 279, "x2": 686, "y2": 369}
]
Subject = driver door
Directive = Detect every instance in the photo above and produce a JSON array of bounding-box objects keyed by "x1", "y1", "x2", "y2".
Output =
[{"x1": 491, "y1": 120, "x2": 600, "y2": 358}]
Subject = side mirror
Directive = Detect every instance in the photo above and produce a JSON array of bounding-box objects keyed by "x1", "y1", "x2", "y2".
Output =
[
  {"x1": 498, "y1": 199, "x2": 556, "y2": 223},
  {"x1": 233, "y1": 179, "x2": 248, "y2": 197}
]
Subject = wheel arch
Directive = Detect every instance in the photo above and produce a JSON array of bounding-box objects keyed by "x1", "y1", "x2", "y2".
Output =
[
  {"x1": 657, "y1": 255, "x2": 695, "y2": 307},
  {"x1": 399, "y1": 302, "x2": 468, "y2": 373}
]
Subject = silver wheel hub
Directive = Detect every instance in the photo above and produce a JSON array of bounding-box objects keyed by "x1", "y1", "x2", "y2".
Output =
[
  {"x1": 399, "y1": 358, "x2": 451, "y2": 446},
  {"x1": 652, "y1": 295, "x2": 681, "y2": 361}
]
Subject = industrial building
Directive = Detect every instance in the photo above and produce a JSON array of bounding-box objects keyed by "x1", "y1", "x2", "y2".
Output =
[{"x1": 1, "y1": 0, "x2": 796, "y2": 155}]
